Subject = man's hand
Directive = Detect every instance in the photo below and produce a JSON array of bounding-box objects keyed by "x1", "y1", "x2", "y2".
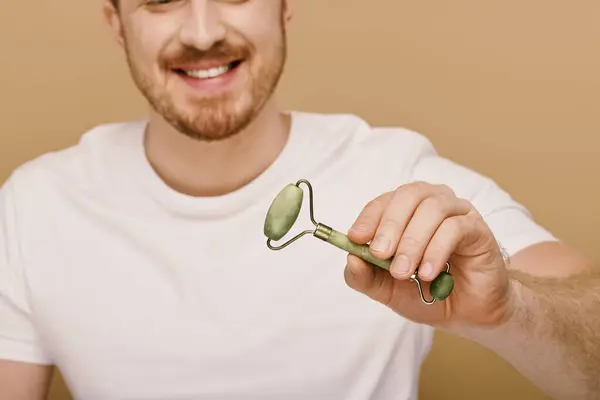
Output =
[{"x1": 343, "y1": 181, "x2": 513, "y2": 328}]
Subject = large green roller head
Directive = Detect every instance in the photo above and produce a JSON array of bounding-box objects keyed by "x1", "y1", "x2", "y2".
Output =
[{"x1": 264, "y1": 184, "x2": 304, "y2": 241}]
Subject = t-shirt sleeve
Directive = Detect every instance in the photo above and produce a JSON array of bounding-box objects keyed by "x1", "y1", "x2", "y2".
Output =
[
  {"x1": 408, "y1": 147, "x2": 559, "y2": 257},
  {"x1": 0, "y1": 176, "x2": 52, "y2": 365}
]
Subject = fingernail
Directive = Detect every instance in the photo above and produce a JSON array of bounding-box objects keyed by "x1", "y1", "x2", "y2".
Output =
[
  {"x1": 346, "y1": 263, "x2": 356, "y2": 275},
  {"x1": 370, "y1": 237, "x2": 390, "y2": 253},
  {"x1": 419, "y1": 262, "x2": 432, "y2": 278},
  {"x1": 351, "y1": 224, "x2": 367, "y2": 233},
  {"x1": 391, "y1": 254, "x2": 411, "y2": 275}
]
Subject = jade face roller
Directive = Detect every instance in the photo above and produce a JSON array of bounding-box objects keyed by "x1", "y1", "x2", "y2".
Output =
[{"x1": 263, "y1": 179, "x2": 455, "y2": 305}]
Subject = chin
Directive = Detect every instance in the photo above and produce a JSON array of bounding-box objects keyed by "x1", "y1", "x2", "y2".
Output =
[
  {"x1": 167, "y1": 102, "x2": 259, "y2": 142},
  {"x1": 146, "y1": 68, "x2": 276, "y2": 141}
]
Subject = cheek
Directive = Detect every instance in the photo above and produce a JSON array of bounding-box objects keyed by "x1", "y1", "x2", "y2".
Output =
[
  {"x1": 245, "y1": 23, "x2": 285, "y2": 61},
  {"x1": 128, "y1": 18, "x2": 180, "y2": 65},
  {"x1": 228, "y1": 4, "x2": 285, "y2": 50}
]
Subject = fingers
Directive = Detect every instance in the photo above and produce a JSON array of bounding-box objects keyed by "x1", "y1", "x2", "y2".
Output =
[
  {"x1": 389, "y1": 196, "x2": 472, "y2": 279},
  {"x1": 348, "y1": 182, "x2": 476, "y2": 285},
  {"x1": 347, "y1": 193, "x2": 391, "y2": 244},
  {"x1": 367, "y1": 183, "x2": 435, "y2": 259},
  {"x1": 417, "y1": 215, "x2": 467, "y2": 281},
  {"x1": 348, "y1": 182, "x2": 440, "y2": 252}
]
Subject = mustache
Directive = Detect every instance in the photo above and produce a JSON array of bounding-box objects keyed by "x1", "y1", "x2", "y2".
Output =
[{"x1": 165, "y1": 41, "x2": 251, "y2": 66}]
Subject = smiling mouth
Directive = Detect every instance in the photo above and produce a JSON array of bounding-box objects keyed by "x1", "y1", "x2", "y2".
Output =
[{"x1": 173, "y1": 60, "x2": 243, "y2": 80}]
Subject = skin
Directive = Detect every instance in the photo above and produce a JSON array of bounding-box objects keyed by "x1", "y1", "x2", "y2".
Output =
[
  {"x1": 1, "y1": 1, "x2": 599, "y2": 399},
  {"x1": 103, "y1": 0, "x2": 293, "y2": 197},
  {"x1": 0, "y1": 361, "x2": 53, "y2": 400},
  {"x1": 344, "y1": 183, "x2": 600, "y2": 399},
  {"x1": 345, "y1": 182, "x2": 511, "y2": 327}
]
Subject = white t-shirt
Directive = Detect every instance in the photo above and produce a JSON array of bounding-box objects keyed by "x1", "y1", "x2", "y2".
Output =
[{"x1": 0, "y1": 111, "x2": 557, "y2": 400}]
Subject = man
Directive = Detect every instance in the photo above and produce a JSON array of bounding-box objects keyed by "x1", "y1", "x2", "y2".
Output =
[{"x1": 0, "y1": 0, "x2": 598, "y2": 399}]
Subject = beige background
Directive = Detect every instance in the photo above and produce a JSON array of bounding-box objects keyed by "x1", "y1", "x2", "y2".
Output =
[{"x1": 2, "y1": 1, "x2": 599, "y2": 399}]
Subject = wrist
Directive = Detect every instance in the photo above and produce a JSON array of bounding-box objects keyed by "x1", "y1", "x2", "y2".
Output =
[
  {"x1": 443, "y1": 276, "x2": 528, "y2": 351},
  {"x1": 442, "y1": 257, "x2": 524, "y2": 343}
]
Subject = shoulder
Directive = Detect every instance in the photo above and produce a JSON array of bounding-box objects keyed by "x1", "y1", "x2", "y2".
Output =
[
  {"x1": 294, "y1": 111, "x2": 526, "y2": 208},
  {"x1": 291, "y1": 111, "x2": 438, "y2": 177},
  {"x1": 293, "y1": 111, "x2": 435, "y2": 152},
  {"x1": 296, "y1": 111, "x2": 558, "y2": 255},
  {"x1": 293, "y1": 111, "x2": 488, "y2": 186},
  {"x1": 0, "y1": 120, "x2": 147, "y2": 227},
  {"x1": 14, "y1": 120, "x2": 145, "y2": 175},
  {"x1": 3, "y1": 120, "x2": 146, "y2": 195}
]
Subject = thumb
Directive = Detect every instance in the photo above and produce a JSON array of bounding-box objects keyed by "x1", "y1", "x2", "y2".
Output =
[
  {"x1": 343, "y1": 254, "x2": 397, "y2": 306},
  {"x1": 344, "y1": 254, "x2": 443, "y2": 322}
]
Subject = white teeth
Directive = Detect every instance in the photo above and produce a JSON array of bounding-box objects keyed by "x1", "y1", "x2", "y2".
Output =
[{"x1": 184, "y1": 64, "x2": 232, "y2": 79}]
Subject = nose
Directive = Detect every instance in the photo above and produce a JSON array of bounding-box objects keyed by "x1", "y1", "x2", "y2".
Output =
[{"x1": 178, "y1": 0, "x2": 227, "y2": 50}]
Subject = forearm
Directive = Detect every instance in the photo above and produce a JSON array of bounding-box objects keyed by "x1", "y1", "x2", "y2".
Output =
[
  {"x1": 447, "y1": 268, "x2": 600, "y2": 400},
  {"x1": 0, "y1": 360, "x2": 53, "y2": 400}
]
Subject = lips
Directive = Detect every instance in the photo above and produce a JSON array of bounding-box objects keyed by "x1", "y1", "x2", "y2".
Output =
[{"x1": 172, "y1": 59, "x2": 244, "y2": 80}]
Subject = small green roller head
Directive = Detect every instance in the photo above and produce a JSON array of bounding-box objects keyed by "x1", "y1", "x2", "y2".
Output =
[
  {"x1": 429, "y1": 271, "x2": 454, "y2": 301},
  {"x1": 264, "y1": 184, "x2": 304, "y2": 241}
]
